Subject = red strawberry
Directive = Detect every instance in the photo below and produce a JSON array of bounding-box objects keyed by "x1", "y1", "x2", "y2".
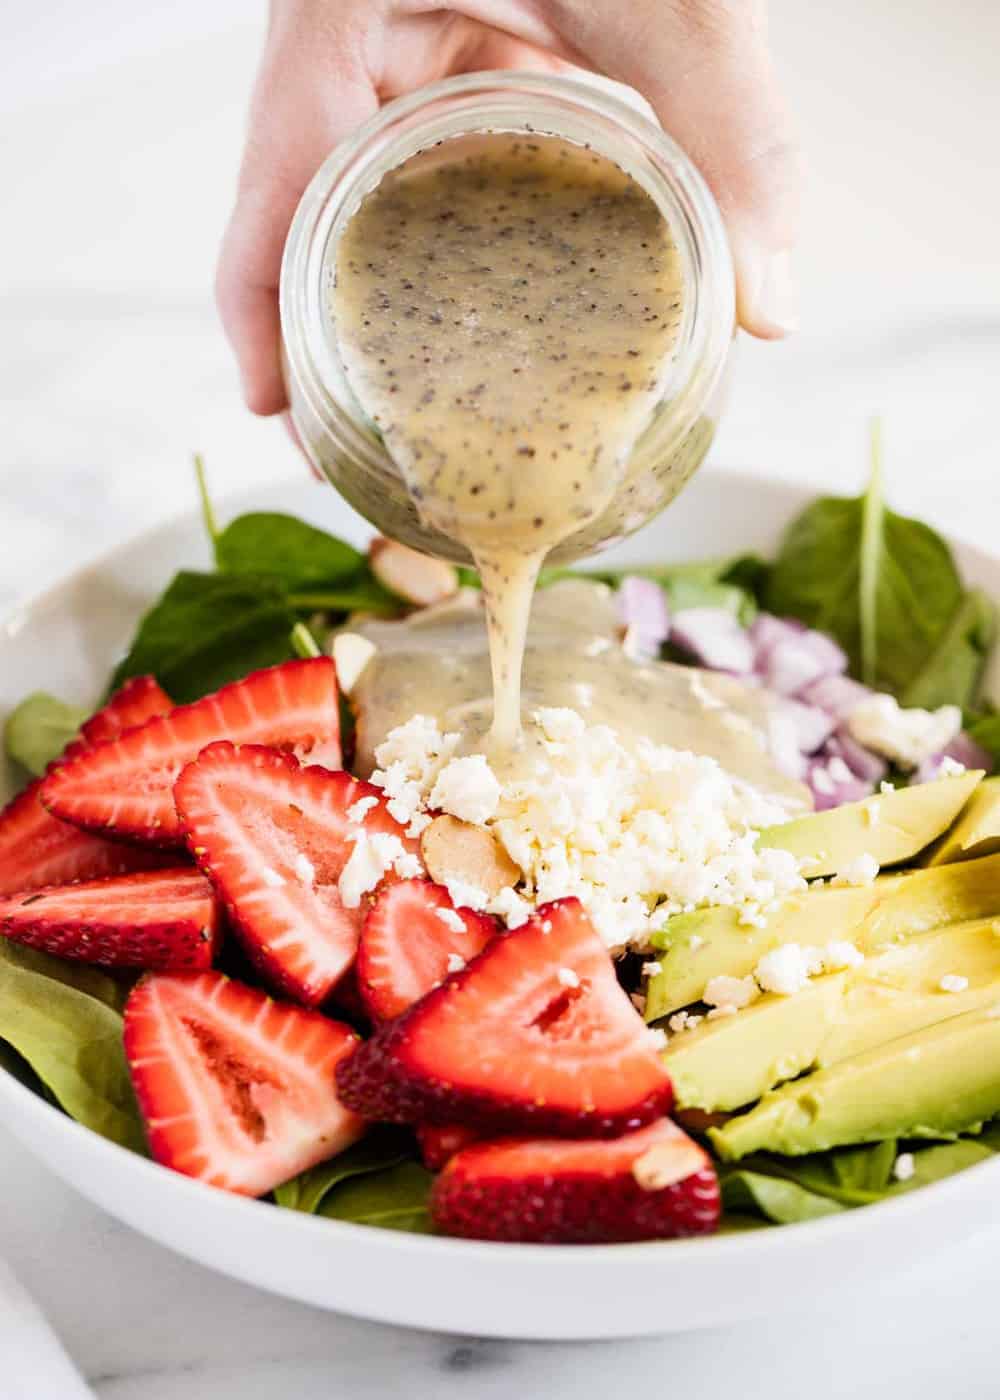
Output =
[
  {"x1": 416, "y1": 1123, "x2": 482, "y2": 1171},
  {"x1": 174, "y1": 742, "x2": 417, "y2": 1006},
  {"x1": 0, "y1": 782, "x2": 170, "y2": 896},
  {"x1": 431, "y1": 1118, "x2": 720, "y2": 1244},
  {"x1": 0, "y1": 868, "x2": 220, "y2": 970},
  {"x1": 41, "y1": 658, "x2": 341, "y2": 847},
  {"x1": 357, "y1": 879, "x2": 497, "y2": 1022},
  {"x1": 124, "y1": 971, "x2": 364, "y2": 1195},
  {"x1": 78, "y1": 674, "x2": 172, "y2": 748},
  {"x1": 336, "y1": 898, "x2": 673, "y2": 1138}
]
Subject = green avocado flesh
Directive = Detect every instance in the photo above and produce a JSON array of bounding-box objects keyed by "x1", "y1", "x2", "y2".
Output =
[
  {"x1": 924, "y1": 777, "x2": 1000, "y2": 866},
  {"x1": 662, "y1": 916, "x2": 1000, "y2": 1112},
  {"x1": 646, "y1": 852, "x2": 1000, "y2": 1019},
  {"x1": 711, "y1": 1001, "x2": 1000, "y2": 1160},
  {"x1": 756, "y1": 771, "x2": 983, "y2": 878}
]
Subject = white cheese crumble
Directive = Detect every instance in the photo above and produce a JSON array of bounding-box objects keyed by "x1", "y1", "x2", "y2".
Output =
[
  {"x1": 707, "y1": 1004, "x2": 739, "y2": 1021},
  {"x1": 557, "y1": 966, "x2": 581, "y2": 989},
  {"x1": 643, "y1": 960, "x2": 663, "y2": 979},
  {"x1": 338, "y1": 831, "x2": 421, "y2": 908},
  {"x1": 259, "y1": 866, "x2": 285, "y2": 888},
  {"x1": 346, "y1": 795, "x2": 379, "y2": 824},
  {"x1": 444, "y1": 877, "x2": 490, "y2": 912},
  {"x1": 704, "y1": 975, "x2": 759, "y2": 1011},
  {"x1": 847, "y1": 694, "x2": 962, "y2": 771},
  {"x1": 939, "y1": 974, "x2": 969, "y2": 994},
  {"x1": 831, "y1": 853, "x2": 880, "y2": 887},
  {"x1": 938, "y1": 756, "x2": 966, "y2": 777},
  {"x1": 428, "y1": 754, "x2": 502, "y2": 825},
  {"x1": 365, "y1": 709, "x2": 804, "y2": 951},
  {"x1": 668, "y1": 1010, "x2": 703, "y2": 1035},
  {"x1": 823, "y1": 940, "x2": 865, "y2": 971},
  {"x1": 754, "y1": 944, "x2": 818, "y2": 996},
  {"x1": 294, "y1": 852, "x2": 316, "y2": 885},
  {"x1": 445, "y1": 952, "x2": 466, "y2": 974},
  {"x1": 435, "y1": 905, "x2": 467, "y2": 934},
  {"x1": 861, "y1": 798, "x2": 881, "y2": 827},
  {"x1": 893, "y1": 1153, "x2": 916, "y2": 1182}
]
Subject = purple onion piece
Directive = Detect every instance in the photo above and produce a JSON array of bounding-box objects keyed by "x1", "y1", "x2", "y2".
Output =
[
  {"x1": 617, "y1": 576, "x2": 671, "y2": 659},
  {"x1": 750, "y1": 613, "x2": 806, "y2": 654},
  {"x1": 671, "y1": 607, "x2": 755, "y2": 674},
  {"x1": 799, "y1": 674, "x2": 872, "y2": 720},
  {"x1": 826, "y1": 730, "x2": 889, "y2": 784},
  {"x1": 944, "y1": 732, "x2": 995, "y2": 775},
  {"x1": 807, "y1": 755, "x2": 875, "y2": 811},
  {"x1": 773, "y1": 698, "x2": 837, "y2": 755}
]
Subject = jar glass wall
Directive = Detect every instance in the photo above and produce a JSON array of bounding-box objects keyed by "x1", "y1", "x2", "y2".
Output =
[{"x1": 280, "y1": 71, "x2": 734, "y2": 565}]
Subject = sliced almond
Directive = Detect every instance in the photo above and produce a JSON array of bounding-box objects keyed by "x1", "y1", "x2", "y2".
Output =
[
  {"x1": 369, "y1": 537, "x2": 459, "y2": 607},
  {"x1": 332, "y1": 632, "x2": 377, "y2": 696},
  {"x1": 631, "y1": 1134, "x2": 708, "y2": 1192},
  {"x1": 420, "y1": 815, "x2": 520, "y2": 899}
]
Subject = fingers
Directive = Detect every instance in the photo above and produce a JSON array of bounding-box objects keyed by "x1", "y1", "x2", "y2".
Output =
[
  {"x1": 216, "y1": 9, "x2": 378, "y2": 414},
  {"x1": 541, "y1": 1, "x2": 802, "y2": 337}
]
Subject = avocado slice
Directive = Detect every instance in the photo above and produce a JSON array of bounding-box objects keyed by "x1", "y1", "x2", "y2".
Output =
[
  {"x1": 711, "y1": 1001, "x2": 1000, "y2": 1160},
  {"x1": 924, "y1": 776, "x2": 1000, "y2": 866},
  {"x1": 756, "y1": 771, "x2": 982, "y2": 877},
  {"x1": 645, "y1": 851, "x2": 1000, "y2": 1018},
  {"x1": 663, "y1": 916, "x2": 1000, "y2": 1111}
]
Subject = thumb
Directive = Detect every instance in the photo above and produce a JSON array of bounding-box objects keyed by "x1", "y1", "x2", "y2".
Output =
[
  {"x1": 216, "y1": 28, "x2": 378, "y2": 414},
  {"x1": 546, "y1": 1, "x2": 801, "y2": 337}
]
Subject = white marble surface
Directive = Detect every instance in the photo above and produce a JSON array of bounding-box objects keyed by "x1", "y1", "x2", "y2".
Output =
[{"x1": 2, "y1": 1, "x2": 1000, "y2": 1394}]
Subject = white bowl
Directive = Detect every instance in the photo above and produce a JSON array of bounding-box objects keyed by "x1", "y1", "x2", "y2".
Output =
[{"x1": 2, "y1": 467, "x2": 998, "y2": 1340}]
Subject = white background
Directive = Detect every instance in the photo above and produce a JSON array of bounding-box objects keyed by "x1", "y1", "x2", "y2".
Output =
[{"x1": 1, "y1": 1, "x2": 1000, "y2": 1394}]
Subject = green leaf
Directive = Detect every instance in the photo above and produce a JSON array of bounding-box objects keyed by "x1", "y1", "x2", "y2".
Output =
[
  {"x1": 289, "y1": 621, "x2": 323, "y2": 660},
  {"x1": 215, "y1": 513, "x2": 365, "y2": 591},
  {"x1": 193, "y1": 454, "x2": 221, "y2": 556},
  {"x1": 885, "y1": 1139, "x2": 995, "y2": 1195},
  {"x1": 4, "y1": 693, "x2": 88, "y2": 776},
  {"x1": 274, "y1": 1127, "x2": 413, "y2": 1214},
  {"x1": 764, "y1": 479, "x2": 966, "y2": 698},
  {"x1": 967, "y1": 712, "x2": 1000, "y2": 763},
  {"x1": 287, "y1": 579, "x2": 401, "y2": 616},
  {"x1": 318, "y1": 1160, "x2": 434, "y2": 1233},
  {"x1": 0, "y1": 942, "x2": 145, "y2": 1151},
  {"x1": 721, "y1": 1169, "x2": 846, "y2": 1224},
  {"x1": 902, "y1": 590, "x2": 996, "y2": 711},
  {"x1": 111, "y1": 571, "x2": 297, "y2": 703}
]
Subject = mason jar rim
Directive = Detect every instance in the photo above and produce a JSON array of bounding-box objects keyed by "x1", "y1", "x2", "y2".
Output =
[{"x1": 280, "y1": 68, "x2": 735, "y2": 501}]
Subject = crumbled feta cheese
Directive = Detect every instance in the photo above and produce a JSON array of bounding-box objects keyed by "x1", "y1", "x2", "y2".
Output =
[
  {"x1": 557, "y1": 966, "x2": 581, "y2": 989},
  {"x1": 880, "y1": 780, "x2": 895, "y2": 795},
  {"x1": 754, "y1": 944, "x2": 815, "y2": 996},
  {"x1": 667, "y1": 1010, "x2": 703, "y2": 1034},
  {"x1": 435, "y1": 905, "x2": 467, "y2": 934},
  {"x1": 704, "y1": 975, "x2": 759, "y2": 1011},
  {"x1": 707, "y1": 1004, "x2": 739, "y2": 1020},
  {"x1": 847, "y1": 694, "x2": 962, "y2": 771},
  {"x1": 645, "y1": 1026, "x2": 668, "y2": 1049},
  {"x1": 444, "y1": 878, "x2": 489, "y2": 912},
  {"x1": 823, "y1": 940, "x2": 864, "y2": 971},
  {"x1": 294, "y1": 852, "x2": 316, "y2": 885},
  {"x1": 428, "y1": 754, "x2": 502, "y2": 825},
  {"x1": 346, "y1": 795, "x2": 379, "y2": 824},
  {"x1": 643, "y1": 960, "x2": 663, "y2": 979},
  {"x1": 832, "y1": 853, "x2": 880, "y2": 887},
  {"x1": 939, "y1": 974, "x2": 969, "y2": 993},
  {"x1": 738, "y1": 905, "x2": 767, "y2": 928},
  {"x1": 861, "y1": 798, "x2": 881, "y2": 827},
  {"x1": 259, "y1": 866, "x2": 285, "y2": 888},
  {"x1": 938, "y1": 756, "x2": 966, "y2": 777},
  {"x1": 488, "y1": 885, "x2": 532, "y2": 929},
  {"x1": 893, "y1": 1153, "x2": 916, "y2": 1182},
  {"x1": 338, "y1": 831, "x2": 418, "y2": 908},
  {"x1": 446, "y1": 952, "x2": 466, "y2": 974}
]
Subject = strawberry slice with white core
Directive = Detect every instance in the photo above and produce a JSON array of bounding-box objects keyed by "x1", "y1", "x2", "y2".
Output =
[
  {"x1": 357, "y1": 879, "x2": 497, "y2": 1021},
  {"x1": 431, "y1": 1118, "x2": 720, "y2": 1244},
  {"x1": 0, "y1": 675, "x2": 175, "y2": 895},
  {"x1": 0, "y1": 868, "x2": 220, "y2": 970},
  {"x1": 416, "y1": 1122, "x2": 482, "y2": 1170},
  {"x1": 336, "y1": 897, "x2": 673, "y2": 1138},
  {"x1": 41, "y1": 658, "x2": 341, "y2": 848},
  {"x1": 174, "y1": 743, "x2": 418, "y2": 1005},
  {"x1": 125, "y1": 972, "x2": 364, "y2": 1195}
]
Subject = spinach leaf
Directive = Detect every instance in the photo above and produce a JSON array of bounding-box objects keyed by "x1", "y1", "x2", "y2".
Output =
[
  {"x1": 764, "y1": 467, "x2": 965, "y2": 696},
  {"x1": 967, "y1": 712, "x2": 1000, "y2": 763},
  {"x1": 4, "y1": 693, "x2": 88, "y2": 776},
  {"x1": 902, "y1": 590, "x2": 995, "y2": 711},
  {"x1": 274, "y1": 1127, "x2": 414, "y2": 1214},
  {"x1": 721, "y1": 1170, "x2": 845, "y2": 1224},
  {"x1": 318, "y1": 1160, "x2": 434, "y2": 1233},
  {"x1": 215, "y1": 513, "x2": 365, "y2": 591},
  {"x1": 111, "y1": 571, "x2": 298, "y2": 703},
  {"x1": 0, "y1": 942, "x2": 145, "y2": 1151}
]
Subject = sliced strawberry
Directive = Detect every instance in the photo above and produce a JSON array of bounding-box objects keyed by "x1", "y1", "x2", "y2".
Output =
[
  {"x1": 0, "y1": 868, "x2": 220, "y2": 970},
  {"x1": 78, "y1": 674, "x2": 173, "y2": 748},
  {"x1": 357, "y1": 879, "x2": 497, "y2": 1022},
  {"x1": 416, "y1": 1123, "x2": 482, "y2": 1171},
  {"x1": 336, "y1": 898, "x2": 673, "y2": 1138},
  {"x1": 124, "y1": 971, "x2": 364, "y2": 1195},
  {"x1": 41, "y1": 658, "x2": 341, "y2": 847},
  {"x1": 431, "y1": 1118, "x2": 720, "y2": 1244},
  {"x1": 0, "y1": 781, "x2": 170, "y2": 896},
  {"x1": 174, "y1": 742, "x2": 417, "y2": 1006}
]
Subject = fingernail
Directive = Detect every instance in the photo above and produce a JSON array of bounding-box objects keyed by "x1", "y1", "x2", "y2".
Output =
[{"x1": 754, "y1": 249, "x2": 798, "y2": 336}]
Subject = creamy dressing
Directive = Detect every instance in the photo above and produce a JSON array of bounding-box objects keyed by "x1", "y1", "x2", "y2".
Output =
[
  {"x1": 351, "y1": 583, "x2": 809, "y2": 810},
  {"x1": 332, "y1": 133, "x2": 683, "y2": 748}
]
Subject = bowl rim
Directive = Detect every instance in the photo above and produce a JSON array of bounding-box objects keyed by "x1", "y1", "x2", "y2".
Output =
[{"x1": 3, "y1": 461, "x2": 999, "y2": 1269}]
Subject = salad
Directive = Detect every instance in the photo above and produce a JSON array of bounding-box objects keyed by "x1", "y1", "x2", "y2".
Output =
[{"x1": 2, "y1": 452, "x2": 1000, "y2": 1242}]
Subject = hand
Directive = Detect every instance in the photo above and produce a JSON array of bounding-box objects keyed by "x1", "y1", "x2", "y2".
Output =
[{"x1": 218, "y1": 0, "x2": 800, "y2": 415}]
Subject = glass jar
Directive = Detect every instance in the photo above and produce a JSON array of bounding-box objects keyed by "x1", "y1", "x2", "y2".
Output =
[{"x1": 280, "y1": 70, "x2": 734, "y2": 565}]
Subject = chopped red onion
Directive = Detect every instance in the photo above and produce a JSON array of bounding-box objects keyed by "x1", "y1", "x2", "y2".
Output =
[
  {"x1": 671, "y1": 608, "x2": 755, "y2": 674},
  {"x1": 752, "y1": 614, "x2": 848, "y2": 697},
  {"x1": 617, "y1": 576, "x2": 671, "y2": 659},
  {"x1": 914, "y1": 732, "x2": 995, "y2": 784},
  {"x1": 775, "y1": 698, "x2": 837, "y2": 754},
  {"x1": 807, "y1": 755, "x2": 875, "y2": 811},
  {"x1": 826, "y1": 730, "x2": 889, "y2": 784},
  {"x1": 750, "y1": 613, "x2": 806, "y2": 653},
  {"x1": 799, "y1": 674, "x2": 872, "y2": 720}
]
